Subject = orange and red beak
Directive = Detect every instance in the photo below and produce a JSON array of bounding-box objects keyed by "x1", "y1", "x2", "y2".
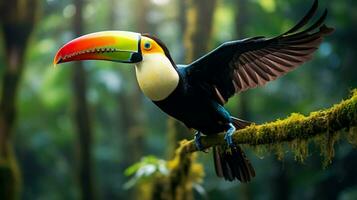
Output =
[{"x1": 54, "y1": 31, "x2": 143, "y2": 65}]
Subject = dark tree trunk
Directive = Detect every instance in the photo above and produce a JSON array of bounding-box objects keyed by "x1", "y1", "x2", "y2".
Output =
[
  {"x1": 234, "y1": 1, "x2": 291, "y2": 199},
  {"x1": 234, "y1": 1, "x2": 253, "y2": 199},
  {"x1": 313, "y1": 150, "x2": 357, "y2": 200},
  {"x1": 168, "y1": 0, "x2": 218, "y2": 153},
  {"x1": 234, "y1": 0, "x2": 251, "y2": 120},
  {"x1": 176, "y1": 0, "x2": 187, "y2": 63},
  {"x1": 166, "y1": 0, "x2": 192, "y2": 150},
  {"x1": 178, "y1": 0, "x2": 187, "y2": 41},
  {"x1": 0, "y1": 1, "x2": 39, "y2": 199},
  {"x1": 118, "y1": 0, "x2": 150, "y2": 162},
  {"x1": 112, "y1": 0, "x2": 150, "y2": 198},
  {"x1": 271, "y1": 162, "x2": 290, "y2": 200},
  {"x1": 108, "y1": 0, "x2": 117, "y2": 30},
  {"x1": 185, "y1": 0, "x2": 217, "y2": 61},
  {"x1": 133, "y1": 1, "x2": 217, "y2": 199},
  {"x1": 166, "y1": 118, "x2": 190, "y2": 158},
  {"x1": 72, "y1": 0, "x2": 95, "y2": 199},
  {"x1": 163, "y1": 0, "x2": 218, "y2": 199},
  {"x1": 136, "y1": 0, "x2": 150, "y2": 33}
]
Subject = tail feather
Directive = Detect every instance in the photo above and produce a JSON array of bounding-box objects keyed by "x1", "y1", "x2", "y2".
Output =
[
  {"x1": 213, "y1": 117, "x2": 255, "y2": 182},
  {"x1": 213, "y1": 145, "x2": 255, "y2": 182},
  {"x1": 213, "y1": 147, "x2": 224, "y2": 177}
]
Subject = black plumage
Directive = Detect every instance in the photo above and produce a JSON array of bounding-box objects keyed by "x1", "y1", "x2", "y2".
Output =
[{"x1": 148, "y1": 0, "x2": 333, "y2": 182}]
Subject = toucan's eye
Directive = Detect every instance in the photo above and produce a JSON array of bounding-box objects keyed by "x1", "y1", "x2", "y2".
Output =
[{"x1": 144, "y1": 41, "x2": 152, "y2": 50}]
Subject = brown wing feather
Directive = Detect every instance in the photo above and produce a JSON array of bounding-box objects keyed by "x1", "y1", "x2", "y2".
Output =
[{"x1": 232, "y1": 23, "x2": 333, "y2": 92}]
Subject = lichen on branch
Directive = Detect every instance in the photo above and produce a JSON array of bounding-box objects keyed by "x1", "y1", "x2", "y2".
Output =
[{"x1": 181, "y1": 90, "x2": 357, "y2": 156}]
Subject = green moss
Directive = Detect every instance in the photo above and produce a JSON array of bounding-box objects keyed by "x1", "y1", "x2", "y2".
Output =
[
  {"x1": 314, "y1": 131, "x2": 340, "y2": 168},
  {"x1": 135, "y1": 90, "x2": 357, "y2": 198},
  {"x1": 251, "y1": 145, "x2": 269, "y2": 159},
  {"x1": 181, "y1": 89, "x2": 357, "y2": 171},
  {"x1": 273, "y1": 144, "x2": 286, "y2": 161},
  {"x1": 289, "y1": 139, "x2": 309, "y2": 163},
  {"x1": 163, "y1": 140, "x2": 203, "y2": 200},
  {"x1": 347, "y1": 126, "x2": 357, "y2": 146}
]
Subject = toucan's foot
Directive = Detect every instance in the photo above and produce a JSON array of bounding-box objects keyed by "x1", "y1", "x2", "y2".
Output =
[
  {"x1": 224, "y1": 123, "x2": 236, "y2": 148},
  {"x1": 194, "y1": 131, "x2": 207, "y2": 152}
]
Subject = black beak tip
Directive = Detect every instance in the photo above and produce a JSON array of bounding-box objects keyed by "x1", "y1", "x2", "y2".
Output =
[{"x1": 130, "y1": 52, "x2": 142, "y2": 63}]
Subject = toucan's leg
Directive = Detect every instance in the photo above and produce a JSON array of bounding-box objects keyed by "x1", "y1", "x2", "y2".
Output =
[
  {"x1": 224, "y1": 123, "x2": 236, "y2": 148},
  {"x1": 194, "y1": 131, "x2": 204, "y2": 151},
  {"x1": 211, "y1": 101, "x2": 238, "y2": 147}
]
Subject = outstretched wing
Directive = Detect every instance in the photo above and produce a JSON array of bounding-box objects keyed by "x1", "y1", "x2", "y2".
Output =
[{"x1": 185, "y1": 0, "x2": 334, "y2": 105}]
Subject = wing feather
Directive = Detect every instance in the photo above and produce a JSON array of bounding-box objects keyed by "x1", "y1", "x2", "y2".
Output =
[{"x1": 185, "y1": 0, "x2": 334, "y2": 103}]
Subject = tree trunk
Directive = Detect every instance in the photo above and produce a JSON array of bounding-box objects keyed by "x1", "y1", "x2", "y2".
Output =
[
  {"x1": 167, "y1": 0, "x2": 218, "y2": 157},
  {"x1": 72, "y1": 0, "x2": 95, "y2": 199},
  {"x1": 0, "y1": 1, "x2": 39, "y2": 199},
  {"x1": 139, "y1": 1, "x2": 217, "y2": 199},
  {"x1": 165, "y1": 0, "x2": 190, "y2": 159},
  {"x1": 113, "y1": 0, "x2": 150, "y2": 198},
  {"x1": 233, "y1": 0, "x2": 253, "y2": 199},
  {"x1": 184, "y1": 0, "x2": 217, "y2": 62},
  {"x1": 164, "y1": 0, "x2": 218, "y2": 199},
  {"x1": 176, "y1": 0, "x2": 187, "y2": 62},
  {"x1": 234, "y1": 0, "x2": 250, "y2": 120}
]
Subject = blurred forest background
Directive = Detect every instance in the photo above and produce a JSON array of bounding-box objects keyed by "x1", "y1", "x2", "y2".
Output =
[{"x1": 0, "y1": 0, "x2": 357, "y2": 199}]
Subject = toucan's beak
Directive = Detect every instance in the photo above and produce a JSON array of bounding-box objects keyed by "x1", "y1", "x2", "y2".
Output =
[{"x1": 54, "y1": 31, "x2": 142, "y2": 65}]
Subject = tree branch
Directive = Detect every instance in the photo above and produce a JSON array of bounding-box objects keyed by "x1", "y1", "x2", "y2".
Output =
[
  {"x1": 181, "y1": 90, "x2": 357, "y2": 154},
  {"x1": 128, "y1": 90, "x2": 357, "y2": 198}
]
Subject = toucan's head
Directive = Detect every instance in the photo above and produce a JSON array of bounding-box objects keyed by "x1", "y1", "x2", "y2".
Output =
[
  {"x1": 54, "y1": 31, "x2": 179, "y2": 101},
  {"x1": 53, "y1": 31, "x2": 173, "y2": 66}
]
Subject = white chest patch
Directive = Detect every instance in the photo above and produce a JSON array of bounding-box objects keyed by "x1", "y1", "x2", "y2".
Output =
[{"x1": 135, "y1": 54, "x2": 179, "y2": 101}]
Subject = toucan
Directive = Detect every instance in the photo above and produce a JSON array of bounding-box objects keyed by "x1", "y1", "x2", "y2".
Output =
[{"x1": 54, "y1": 0, "x2": 333, "y2": 182}]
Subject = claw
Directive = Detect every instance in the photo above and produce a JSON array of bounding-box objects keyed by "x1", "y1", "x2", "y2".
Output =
[
  {"x1": 194, "y1": 131, "x2": 204, "y2": 150},
  {"x1": 194, "y1": 132, "x2": 208, "y2": 152},
  {"x1": 224, "y1": 123, "x2": 236, "y2": 148}
]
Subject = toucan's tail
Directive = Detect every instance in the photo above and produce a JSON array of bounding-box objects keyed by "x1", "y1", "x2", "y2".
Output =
[{"x1": 212, "y1": 117, "x2": 255, "y2": 182}]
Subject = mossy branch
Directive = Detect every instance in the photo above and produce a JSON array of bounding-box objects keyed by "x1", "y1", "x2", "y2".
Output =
[
  {"x1": 127, "y1": 91, "x2": 357, "y2": 199},
  {"x1": 180, "y1": 90, "x2": 357, "y2": 154}
]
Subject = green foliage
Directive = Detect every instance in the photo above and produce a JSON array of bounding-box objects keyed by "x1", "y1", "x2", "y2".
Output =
[
  {"x1": 258, "y1": 0, "x2": 276, "y2": 13},
  {"x1": 124, "y1": 155, "x2": 168, "y2": 189},
  {"x1": 124, "y1": 141, "x2": 205, "y2": 200}
]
